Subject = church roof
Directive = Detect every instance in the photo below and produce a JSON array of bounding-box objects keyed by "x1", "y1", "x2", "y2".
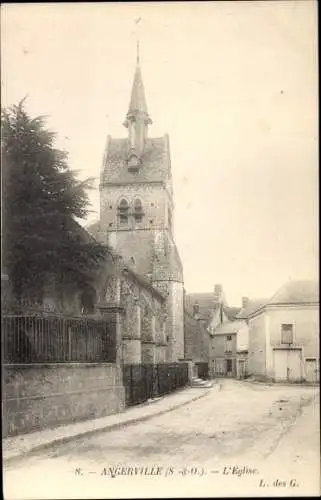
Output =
[
  {"x1": 86, "y1": 220, "x2": 100, "y2": 239},
  {"x1": 101, "y1": 136, "x2": 169, "y2": 185}
]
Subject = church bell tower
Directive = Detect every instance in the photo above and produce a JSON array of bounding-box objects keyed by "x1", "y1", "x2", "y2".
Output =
[{"x1": 123, "y1": 42, "x2": 152, "y2": 170}]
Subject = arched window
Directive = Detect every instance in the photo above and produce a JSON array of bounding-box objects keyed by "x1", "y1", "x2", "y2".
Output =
[
  {"x1": 118, "y1": 198, "x2": 129, "y2": 225},
  {"x1": 134, "y1": 198, "x2": 144, "y2": 223}
]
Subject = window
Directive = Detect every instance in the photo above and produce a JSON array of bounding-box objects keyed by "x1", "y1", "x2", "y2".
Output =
[
  {"x1": 134, "y1": 198, "x2": 144, "y2": 223},
  {"x1": 281, "y1": 324, "x2": 293, "y2": 344},
  {"x1": 225, "y1": 335, "x2": 232, "y2": 353},
  {"x1": 193, "y1": 303, "x2": 200, "y2": 315},
  {"x1": 118, "y1": 199, "x2": 129, "y2": 224}
]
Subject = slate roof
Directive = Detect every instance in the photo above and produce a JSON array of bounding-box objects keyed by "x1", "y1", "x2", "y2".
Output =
[
  {"x1": 185, "y1": 293, "x2": 215, "y2": 321},
  {"x1": 101, "y1": 137, "x2": 169, "y2": 185},
  {"x1": 225, "y1": 306, "x2": 241, "y2": 321},
  {"x1": 214, "y1": 320, "x2": 246, "y2": 335},
  {"x1": 237, "y1": 299, "x2": 267, "y2": 319},
  {"x1": 185, "y1": 292, "x2": 240, "y2": 323},
  {"x1": 268, "y1": 280, "x2": 319, "y2": 305},
  {"x1": 127, "y1": 63, "x2": 150, "y2": 118}
]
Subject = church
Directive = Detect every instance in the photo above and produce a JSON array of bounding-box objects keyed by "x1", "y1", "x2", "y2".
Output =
[{"x1": 88, "y1": 47, "x2": 185, "y2": 363}]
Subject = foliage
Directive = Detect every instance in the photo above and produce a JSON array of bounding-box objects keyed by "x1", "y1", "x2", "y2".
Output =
[{"x1": 1, "y1": 99, "x2": 106, "y2": 298}]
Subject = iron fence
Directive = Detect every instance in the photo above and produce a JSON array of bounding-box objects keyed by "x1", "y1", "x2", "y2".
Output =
[
  {"x1": 122, "y1": 362, "x2": 189, "y2": 406},
  {"x1": 2, "y1": 314, "x2": 116, "y2": 363}
]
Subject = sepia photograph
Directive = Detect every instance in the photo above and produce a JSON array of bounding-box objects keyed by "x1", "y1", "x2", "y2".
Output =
[{"x1": 1, "y1": 1, "x2": 319, "y2": 498}]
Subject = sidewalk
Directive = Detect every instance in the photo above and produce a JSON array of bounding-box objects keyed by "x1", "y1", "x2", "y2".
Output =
[{"x1": 3, "y1": 385, "x2": 215, "y2": 465}]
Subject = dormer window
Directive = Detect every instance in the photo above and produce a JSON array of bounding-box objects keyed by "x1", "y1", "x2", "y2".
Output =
[
  {"x1": 127, "y1": 152, "x2": 141, "y2": 172},
  {"x1": 118, "y1": 199, "x2": 129, "y2": 225},
  {"x1": 134, "y1": 198, "x2": 144, "y2": 223}
]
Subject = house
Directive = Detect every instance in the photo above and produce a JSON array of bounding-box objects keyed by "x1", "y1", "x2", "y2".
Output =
[
  {"x1": 210, "y1": 297, "x2": 268, "y2": 379},
  {"x1": 184, "y1": 285, "x2": 240, "y2": 375},
  {"x1": 186, "y1": 284, "x2": 241, "y2": 332},
  {"x1": 185, "y1": 285, "x2": 242, "y2": 378},
  {"x1": 184, "y1": 307, "x2": 211, "y2": 378},
  {"x1": 210, "y1": 319, "x2": 249, "y2": 378},
  {"x1": 247, "y1": 280, "x2": 319, "y2": 383}
]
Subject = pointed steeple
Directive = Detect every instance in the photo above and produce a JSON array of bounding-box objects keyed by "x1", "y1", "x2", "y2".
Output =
[
  {"x1": 124, "y1": 44, "x2": 152, "y2": 163},
  {"x1": 125, "y1": 42, "x2": 152, "y2": 124}
]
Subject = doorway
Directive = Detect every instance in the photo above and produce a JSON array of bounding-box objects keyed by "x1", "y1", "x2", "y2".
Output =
[
  {"x1": 226, "y1": 358, "x2": 233, "y2": 377},
  {"x1": 273, "y1": 348, "x2": 302, "y2": 382},
  {"x1": 305, "y1": 358, "x2": 319, "y2": 383}
]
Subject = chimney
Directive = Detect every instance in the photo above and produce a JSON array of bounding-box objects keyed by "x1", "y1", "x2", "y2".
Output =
[
  {"x1": 193, "y1": 302, "x2": 200, "y2": 318},
  {"x1": 242, "y1": 296, "x2": 249, "y2": 308},
  {"x1": 214, "y1": 284, "x2": 223, "y2": 302}
]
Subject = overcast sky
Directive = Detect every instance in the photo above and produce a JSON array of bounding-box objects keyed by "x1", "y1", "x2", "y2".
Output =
[{"x1": 1, "y1": 1, "x2": 318, "y2": 305}]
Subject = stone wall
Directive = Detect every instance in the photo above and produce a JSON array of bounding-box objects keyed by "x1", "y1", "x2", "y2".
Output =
[
  {"x1": 3, "y1": 363, "x2": 125, "y2": 437},
  {"x1": 247, "y1": 313, "x2": 268, "y2": 380}
]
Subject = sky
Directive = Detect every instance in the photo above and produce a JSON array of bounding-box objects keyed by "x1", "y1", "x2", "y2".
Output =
[{"x1": 1, "y1": 1, "x2": 318, "y2": 305}]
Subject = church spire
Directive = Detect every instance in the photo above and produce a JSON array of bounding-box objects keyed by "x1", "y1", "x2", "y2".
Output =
[
  {"x1": 124, "y1": 44, "x2": 152, "y2": 162},
  {"x1": 125, "y1": 46, "x2": 152, "y2": 123}
]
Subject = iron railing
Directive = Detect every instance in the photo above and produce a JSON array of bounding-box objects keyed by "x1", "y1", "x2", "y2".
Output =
[
  {"x1": 2, "y1": 314, "x2": 116, "y2": 363},
  {"x1": 122, "y1": 362, "x2": 189, "y2": 406}
]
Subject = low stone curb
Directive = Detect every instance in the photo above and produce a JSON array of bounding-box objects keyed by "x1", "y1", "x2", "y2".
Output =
[
  {"x1": 241, "y1": 378, "x2": 319, "y2": 387},
  {"x1": 4, "y1": 388, "x2": 212, "y2": 467}
]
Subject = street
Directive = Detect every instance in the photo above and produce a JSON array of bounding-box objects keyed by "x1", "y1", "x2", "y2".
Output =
[{"x1": 4, "y1": 380, "x2": 320, "y2": 498}]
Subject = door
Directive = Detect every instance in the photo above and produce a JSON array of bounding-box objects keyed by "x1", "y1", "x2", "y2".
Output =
[
  {"x1": 238, "y1": 359, "x2": 245, "y2": 379},
  {"x1": 273, "y1": 349, "x2": 302, "y2": 382},
  {"x1": 305, "y1": 359, "x2": 319, "y2": 383},
  {"x1": 226, "y1": 359, "x2": 233, "y2": 377}
]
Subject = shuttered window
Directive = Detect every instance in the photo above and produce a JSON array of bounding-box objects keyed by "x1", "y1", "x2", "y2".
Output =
[{"x1": 281, "y1": 324, "x2": 293, "y2": 344}]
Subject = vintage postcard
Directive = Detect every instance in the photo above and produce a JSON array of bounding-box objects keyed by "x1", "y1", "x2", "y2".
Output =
[{"x1": 1, "y1": 1, "x2": 319, "y2": 498}]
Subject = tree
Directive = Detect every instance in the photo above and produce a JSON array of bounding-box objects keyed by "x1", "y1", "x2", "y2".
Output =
[{"x1": 1, "y1": 99, "x2": 106, "y2": 299}]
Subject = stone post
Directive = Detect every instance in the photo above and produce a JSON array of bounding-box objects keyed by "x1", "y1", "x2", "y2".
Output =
[
  {"x1": 179, "y1": 358, "x2": 193, "y2": 385},
  {"x1": 122, "y1": 303, "x2": 142, "y2": 364},
  {"x1": 193, "y1": 363, "x2": 199, "y2": 379},
  {"x1": 141, "y1": 314, "x2": 156, "y2": 364}
]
